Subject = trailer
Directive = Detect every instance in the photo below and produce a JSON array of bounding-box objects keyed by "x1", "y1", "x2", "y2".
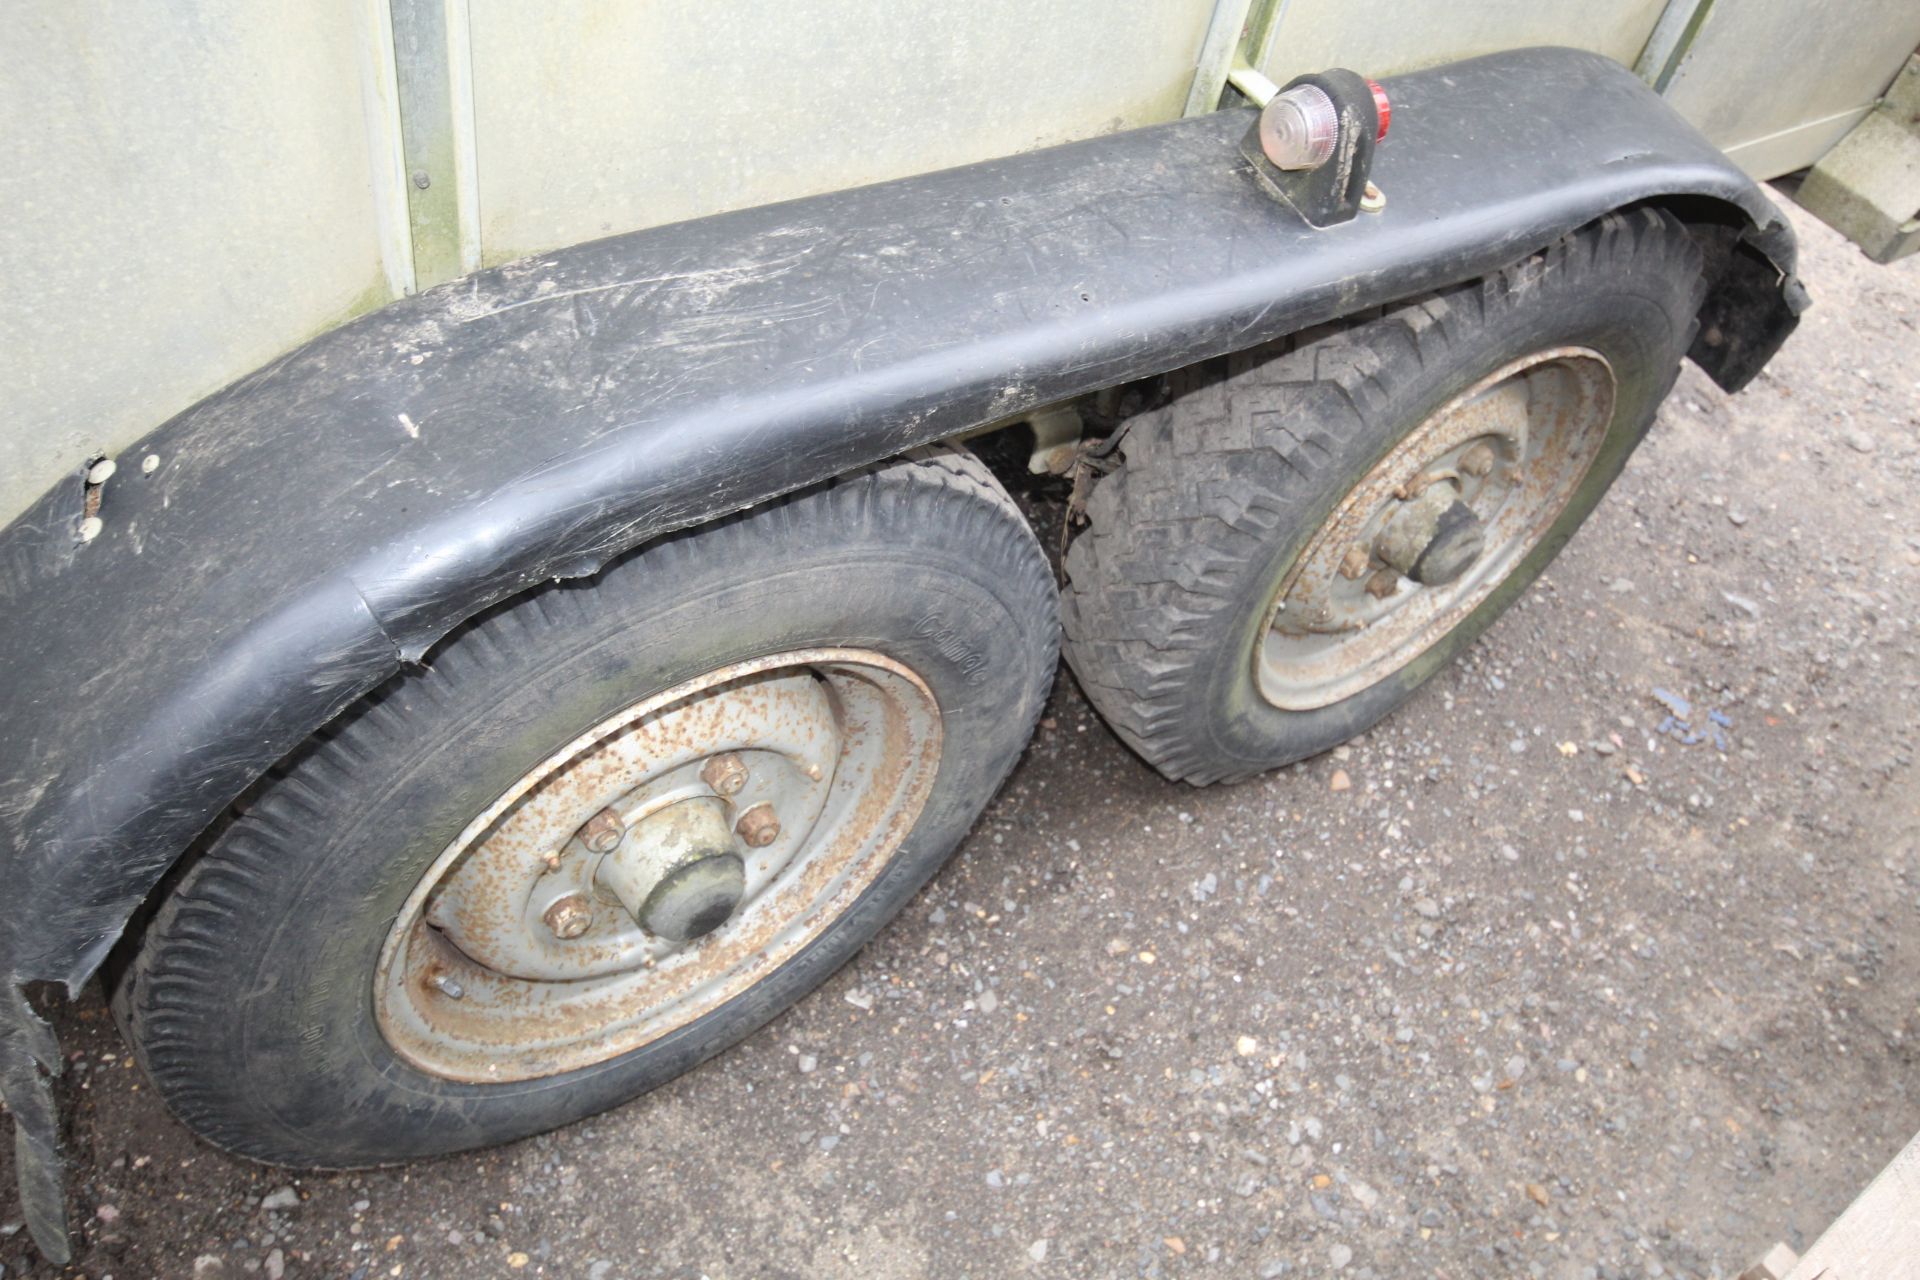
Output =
[{"x1": 4, "y1": 1, "x2": 1918, "y2": 1264}]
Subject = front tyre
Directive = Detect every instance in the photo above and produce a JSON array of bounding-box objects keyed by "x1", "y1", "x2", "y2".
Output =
[{"x1": 117, "y1": 449, "x2": 1057, "y2": 1166}]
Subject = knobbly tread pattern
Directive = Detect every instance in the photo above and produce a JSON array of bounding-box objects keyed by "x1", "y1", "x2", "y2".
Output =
[
  {"x1": 1063, "y1": 211, "x2": 1704, "y2": 784},
  {"x1": 121, "y1": 446, "x2": 1055, "y2": 1164}
]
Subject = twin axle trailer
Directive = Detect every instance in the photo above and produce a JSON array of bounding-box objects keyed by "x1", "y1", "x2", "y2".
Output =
[{"x1": 4, "y1": 1, "x2": 1918, "y2": 1263}]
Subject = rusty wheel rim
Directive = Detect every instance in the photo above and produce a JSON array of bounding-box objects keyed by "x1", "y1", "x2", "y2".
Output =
[
  {"x1": 1257, "y1": 347, "x2": 1616, "y2": 711},
  {"x1": 374, "y1": 649, "x2": 942, "y2": 1083}
]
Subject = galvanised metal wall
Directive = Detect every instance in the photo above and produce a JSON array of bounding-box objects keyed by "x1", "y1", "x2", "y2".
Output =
[
  {"x1": 1251, "y1": 0, "x2": 1920, "y2": 180},
  {"x1": 1257, "y1": 0, "x2": 1669, "y2": 86},
  {"x1": 4, "y1": 0, "x2": 1917, "y2": 527},
  {"x1": 466, "y1": 0, "x2": 1218, "y2": 267},
  {"x1": 0, "y1": 1, "x2": 411, "y2": 528}
]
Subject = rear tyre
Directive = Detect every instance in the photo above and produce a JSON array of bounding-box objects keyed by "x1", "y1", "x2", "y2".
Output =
[
  {"x1": 116, "y1": 448, "x2": 1057, "y2": 1166},
  {"x1": 1062, "y1": 210, "x2": 1705, "y2": 783}
]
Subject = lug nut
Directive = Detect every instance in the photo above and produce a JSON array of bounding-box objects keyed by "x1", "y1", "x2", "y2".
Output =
[
  {"x1": 1338, "y1": 545, "x2": 1372, "y2": 580},
  {"x1": 579, "y1": 807, "x2": 626, "y2": 853},
  {"x1": 429, "y1": 972, "x2": 465, "y2": 1000},
  {"x1": 701, "y1": 753, "x2": 749, "y2": 796},
  {"x1": 734, "y1": 803, "x2": 781, "y2": 848},
  {"x1": 543, "y1": 894, "x2": 594, "y2": 940},
  {"x1": 1459, "y1": 442, "x2": 1497, "y2": 478},
  {"x1": 1365, "y1": 568, "x2": 1401, "y2": 599}
]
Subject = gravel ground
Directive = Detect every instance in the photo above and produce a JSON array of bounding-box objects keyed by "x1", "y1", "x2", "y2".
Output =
[{"x1": 4, "y1": 198, "x2": 1918, "y2": 1280}]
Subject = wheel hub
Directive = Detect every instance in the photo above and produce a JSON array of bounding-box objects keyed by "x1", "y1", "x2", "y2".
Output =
[
  {"x1": 1257, "y1": 347, "x2": 1617, "y2": 710},
  {"x1": 373, "y1": 650, "x2": 943, "y2": 1082},
  {"x1": 1375, "y1": 484, "x2": 1487, "y2": 586},
  {"x1": 596, "y1": 796, "x2": 747, "y2": 943}
]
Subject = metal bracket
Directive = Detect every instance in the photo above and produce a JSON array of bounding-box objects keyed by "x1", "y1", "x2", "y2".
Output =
[
  {"x1": 389, "y1": 0, "x2": 482, "y2": 289},
  {"x1": 1635, "y1": 0, "x2": 1717, "y2": 93},
  {"x1": 1184, "y1": 0, "x2": 1287, "y2": 116}
]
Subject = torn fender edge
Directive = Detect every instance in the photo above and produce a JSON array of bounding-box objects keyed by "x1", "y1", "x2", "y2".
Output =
[
  {"x1": 0, "y1": 579, "x2": 394, "y2": 1264},
  {"x1": 1, "y1": 990, "x2": 67, "y2": 1265},
  {"x1": 0, "y1": 47, "x2": 1802, "y2": 1259}
]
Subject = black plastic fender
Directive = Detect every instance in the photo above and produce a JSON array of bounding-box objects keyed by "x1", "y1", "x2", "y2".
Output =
[{"x1": 0, "y1": 47, "x2": 1800, "y2": 1258}]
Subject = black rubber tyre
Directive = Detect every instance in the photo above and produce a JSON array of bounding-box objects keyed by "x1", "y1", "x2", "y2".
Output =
[
  {"x1": 115, "y1": 449, "x2": 1056, "y2": 1167},
  {"x1": 1062, "y1": 210, "x2": 1705, "y2": 784}
]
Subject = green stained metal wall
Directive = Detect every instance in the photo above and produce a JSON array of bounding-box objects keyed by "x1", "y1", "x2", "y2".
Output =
[
  {"x1": 1657, "y1": 0, "x2": 1920, "y2": 178},
  {"x1": 463, "y1": 0, "x2": 1218, "y2": 266},
  {"x1": 4, "y1": 0, "x2": 1919, "y2": 527},
  {"x1": 0, "y1": 1, "x2": 410, "y2": 526},
  {"x1": 1250, "y1": 0, "x2": 1920, "y2": 181},
  {"x1": 1255, "y1": 0, "x2": 1670, "y2": 84}
]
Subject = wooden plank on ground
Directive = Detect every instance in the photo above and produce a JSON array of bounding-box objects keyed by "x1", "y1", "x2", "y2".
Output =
[{"x1": 1783, "y1": 1128, "x2": 1920, "y2": 1280}]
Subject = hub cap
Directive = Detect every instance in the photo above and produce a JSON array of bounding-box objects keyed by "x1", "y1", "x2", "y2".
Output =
[
  {"x1": 374, "y1": 650, "x2": 942, "y2": 1082},
  {"x1": 599, "y1": 796, "x2": 746, "y2": 943},
  {"x1": 1258, "y1": 348, "x2": 1616, "y2": 710}
]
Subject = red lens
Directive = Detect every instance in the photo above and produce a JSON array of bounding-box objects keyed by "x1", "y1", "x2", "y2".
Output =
[{"x1": 1367, "y1": 79, "x2": 1392, "y2": 140}]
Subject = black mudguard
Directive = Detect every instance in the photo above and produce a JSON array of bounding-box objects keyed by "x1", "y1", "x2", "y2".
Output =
[{"x1": 0, "y1": 47, "x2": 1800, "y2": 1259}]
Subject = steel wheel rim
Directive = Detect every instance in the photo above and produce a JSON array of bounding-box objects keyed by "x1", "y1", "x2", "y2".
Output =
[
  {"x1": 374, "y1": 649, "x2": 943, "y2": 1083},
  {"x1": 1257, "y1": 347, "x2": 1616, "y2": 711}
]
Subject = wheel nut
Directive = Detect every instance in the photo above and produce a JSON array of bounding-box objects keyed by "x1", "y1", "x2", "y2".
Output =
[
  {"x1": 1338, "y1": 545, "x2": 1372, "y2": 580},
  {"x1": 429, "y1": 972, "x2": 465, "y2": 1000},
  {"x1": 543, "y1": 894, "x2": 594, "y2": 940},
  {"x1": 579, "y1": 807, "x2": 625, "y2": 853},
  {"x1": 701, "y1": 753, "x2": 749, "y2": 797},
  {"x1": 1459, "y1": 442, "x2": 1497, "y2": 478},
  {"x1": 1365, "y1": 568, "x2": 1401, "y2": 599},
  {"x1": 734, "y1": 803, "x2": 781, "y2": 848}
]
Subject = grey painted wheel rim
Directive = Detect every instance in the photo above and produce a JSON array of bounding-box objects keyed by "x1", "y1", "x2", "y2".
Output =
[
  {"x1": 1257, "y1": 348, "x2": 1616, "y2": 711},
  {"x1": 374, "y1": 649, "x2": 943, "y2": 1083}
]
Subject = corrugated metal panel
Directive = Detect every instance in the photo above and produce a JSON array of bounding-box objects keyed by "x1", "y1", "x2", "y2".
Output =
[
  {"x1": 464, "y1": 0, "x2": 1218, "y2": 264},
  {"x1": 0, "y1": 2, "x2": 403, "y2": 526}
]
